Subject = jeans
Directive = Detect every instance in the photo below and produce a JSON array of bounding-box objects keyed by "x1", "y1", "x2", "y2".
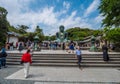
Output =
[
  {"x1": 2, "y1": 57, "x2": 6, "y2": 66},
  {"x1": 77, "y1": 55, "x2": 82, "y2": 65},
  {"x1": 10, "y1": 46, "x2": 14, "y2": 50}
]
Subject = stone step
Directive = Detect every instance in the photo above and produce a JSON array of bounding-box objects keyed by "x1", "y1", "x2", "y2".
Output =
[
  {"x1": 32, "y1": 60, "x2": 120, "y2": 64},
  {"x1": 31, "y1": 55, "x2": 120, "y2": 58},
  {"x1": 8, "y1": 53, "x2": 120, "y2": 55},
  {"x1": 6, "y1": 62, "x2": 120, "y2": 67},
  {"x1": 11, "y1": 56, "x2": 120, "y2": 58},
  {"x1": 31, "y1": 63, "x2": 120, "y2": 67},
  {"x1": 7, "y1": 57, "x2": 120, "y2": 61},
  {"x1": 7, "y1": 54, "x2": 120, "y2": 58},
  {"x1": 6, "y1": 53, "x2": 120, "y2": 67},
  {"x1": 32, "y1": 54, "x2": 120, "y2": 57},
  {"x1": 6, "y1": 59, "x2": 120, "y2": 64}
]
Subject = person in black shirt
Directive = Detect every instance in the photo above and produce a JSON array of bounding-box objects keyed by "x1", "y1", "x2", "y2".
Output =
[
  {"x1": 102, "y1": 44, "x2": 109, "y2": 61},
  {"x1": 19, "y1": 42, "x2": 23, "y2": 52}
]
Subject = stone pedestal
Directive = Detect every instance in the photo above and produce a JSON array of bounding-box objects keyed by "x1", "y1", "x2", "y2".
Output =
[{"x1": 89, "y1": 45, "x2": 97, "y2": 52}]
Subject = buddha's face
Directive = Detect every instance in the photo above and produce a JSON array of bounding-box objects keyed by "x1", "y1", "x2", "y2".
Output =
[{"x1": 60, "y1": 26, "x2": 64, "y2": 32}]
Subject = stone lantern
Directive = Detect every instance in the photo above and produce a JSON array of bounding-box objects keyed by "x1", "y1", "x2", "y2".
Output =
[
  {"x1": 89, "y1": 35, "x2": 97, "y2": 52},
  {"x1": 34, "y1": 35, "x2": 39, "y2": 51}
]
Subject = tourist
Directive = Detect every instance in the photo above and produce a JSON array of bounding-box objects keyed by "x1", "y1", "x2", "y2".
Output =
[
  {"x1": 69, "y1": 41, "x2": 74, "y2": 53},
  {"x1": 10, "y1": 42, "x2": 14, "y2": 50},
  {"x1": 62, "y1": 42, "x2": 65, "y2": 50},
  {"x1": 18, "y1": 42, "x2": 23, "y2": 52},
  {"x1": 102, "y1": 43, "x2": 109, "y2": 61},
  {"x1": 110, "y1": 44, "x2": 115, "y2": 51},
  {"x1": 49, "y1": 42, "x2": 52, "y2": 50},
  {"x1": 5, "y1": 42, "x2": 9, "y2": 50},
  {"x1": 0, "y1": 52, "x2": 2, "y2": 69},
  {"x1": 65, "y1": 42, "x2": 69, "y2": 52},
  {"x1": 29, "y1": 42, "x2": 34, "y2": 51},
  {"x1": 53, "y1": 42, "x2": 56, "y2": 50},
  {"x1": 16, "y1": 42, "x2": 18, "y2": 49},
  {"x1": 21, "y1": 49, "x2": 32, "y2": 78},
  {"x1": 75, "y1": 46, "x2": 82, "y2": 70},
  {"x1": 54, "y1": 42, "x2": 58, "y2": 50},
  {"x1": 0, "y1": 46, "x2": 8, "y2": 68}
]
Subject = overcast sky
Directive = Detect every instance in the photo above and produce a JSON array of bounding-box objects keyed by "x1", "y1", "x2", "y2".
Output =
[{"x1": 0, "y1": 0, "x2": 103, "y2": 35}]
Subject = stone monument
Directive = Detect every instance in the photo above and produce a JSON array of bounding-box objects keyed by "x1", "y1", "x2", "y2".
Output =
[
  {"x1": 34, "y1": 35, "x2": 39, "y2": 51},
  {"x1": 89, "y1": 35, "x2": 97, "y2": 52},
  {"x1": 56, "y1": 25, "x2": 68, "y2": 43}
]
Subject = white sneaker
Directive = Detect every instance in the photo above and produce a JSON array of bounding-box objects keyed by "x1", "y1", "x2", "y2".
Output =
[{"x1": 25, "y1": 75, "x2": 27, "y2": 79}]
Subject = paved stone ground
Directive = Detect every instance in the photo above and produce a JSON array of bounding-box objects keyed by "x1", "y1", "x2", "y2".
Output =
[
  {"x1": 0, "y1": 66, "x2": 34, "y2": 84},
  {"x1": 1, "y1": 50, "x2": 120, "y2": 84},
  {"x1": 1, "y1": 66, "x2": 119, "y2": 84}
]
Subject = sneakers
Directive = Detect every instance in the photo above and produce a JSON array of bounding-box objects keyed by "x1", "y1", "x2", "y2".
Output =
[{"x1": 25, "y1": 75, "x2": 28, "y2": 79}]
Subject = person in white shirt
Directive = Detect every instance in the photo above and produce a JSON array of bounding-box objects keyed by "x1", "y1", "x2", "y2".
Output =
[{"x1": 75, "y1": 46, "x2": 82, "y2": 70}]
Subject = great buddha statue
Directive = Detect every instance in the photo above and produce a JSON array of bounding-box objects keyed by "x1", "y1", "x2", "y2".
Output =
[{"x1": 56, "y1": 25, "x2": 68, "y2": 42}]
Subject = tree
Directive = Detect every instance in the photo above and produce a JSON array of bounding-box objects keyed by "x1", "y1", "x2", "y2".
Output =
[
  {"x1": 98, "y1": 0, "x2": 120, "y2": 27},
  {"x1": 50, "y1": 35, "x2": 56, "y2": 40},
  {"x1": 0, "y1": 7, "x2": 8, "y2": 46},
  {"x1": 105, "y1": 28, "x2": 120, "y2": 43},
  {"x1": 66, "y1": 27, "x2": 96, "y2": 41},
  {"x1": 44, "y1": 36, "x2": 49, "y2": 41},
  {"x1": 93, "y1": 30, "x2": 102, "y2": 36},
  {"x1": 8, "y1": 26, "x2": 19, "y2": 33},
  {"x1": 17, "y1": 25, "x2": 29, "y2": 34},
  {"x1": 23, "y1": 32, "x2": 35, "y2": 41}
]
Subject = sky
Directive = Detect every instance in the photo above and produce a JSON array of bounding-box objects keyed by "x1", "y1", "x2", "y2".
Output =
[{"x1": 0, "y1": 0, "x2": 104, "y2": 35}]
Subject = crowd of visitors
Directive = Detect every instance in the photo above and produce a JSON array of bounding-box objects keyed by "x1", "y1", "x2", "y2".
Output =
[
  {"x1": 43, "y1": 41, "x2": 77, "y2": 53},
  {"x1": 5, "y1": 40, "x2": 35, "y2": 52}
]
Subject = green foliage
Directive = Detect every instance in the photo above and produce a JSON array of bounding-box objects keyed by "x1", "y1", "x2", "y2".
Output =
[
  {"x1": 44, "y1": 36, "x2": 49, "y2": 41},
  {"x1": 93, "y1": 30, "x2": 102, "y2": 36},
  {"x1": 98, "y1": 0, "x2": 120, "y2": 27},
  {"x1": 8, "y1": 26, "x2": 19, "y2": 33},
  {"x1": 50, "y1": 35, "x2": 56, "y2": 40},
  {"x1": 0, "y1": 7, "x2": 8, "y2": 46},
  {"x1": 22, "y1": 32, "x2": 35, "y2": 41},
  {"x1": 8, "y1": 25, "x2": 45, "y2": 42},
  {"x1": 18, "y1": 26, "x2": 44, "y2": 42},
  {"x1": 105, "y1": 27, "x2": 120, "y2": 43},
  {"x1": 17, "y1": 25, "x2": 29, "y2": 34},
  {"x1": 66, "y1": 27, "x2": 99, "y2": 41},
  {"x1": 44, "y1": 35, "x2": 56, "y2": 41}
]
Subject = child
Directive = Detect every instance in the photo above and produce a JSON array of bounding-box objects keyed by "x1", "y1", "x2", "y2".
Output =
[{"x1": 75, "y1": 46, "x2": 82, "y2": 70}]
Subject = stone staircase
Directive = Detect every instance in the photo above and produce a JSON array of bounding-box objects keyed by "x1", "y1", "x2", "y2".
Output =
[{"x1": 6, "y1": 53, "x2": 120, "y2": 67}]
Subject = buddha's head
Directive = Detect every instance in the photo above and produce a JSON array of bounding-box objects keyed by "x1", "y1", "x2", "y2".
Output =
[{"x1": 59, "y1": 25, "x2": 64, "y2": 32}]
